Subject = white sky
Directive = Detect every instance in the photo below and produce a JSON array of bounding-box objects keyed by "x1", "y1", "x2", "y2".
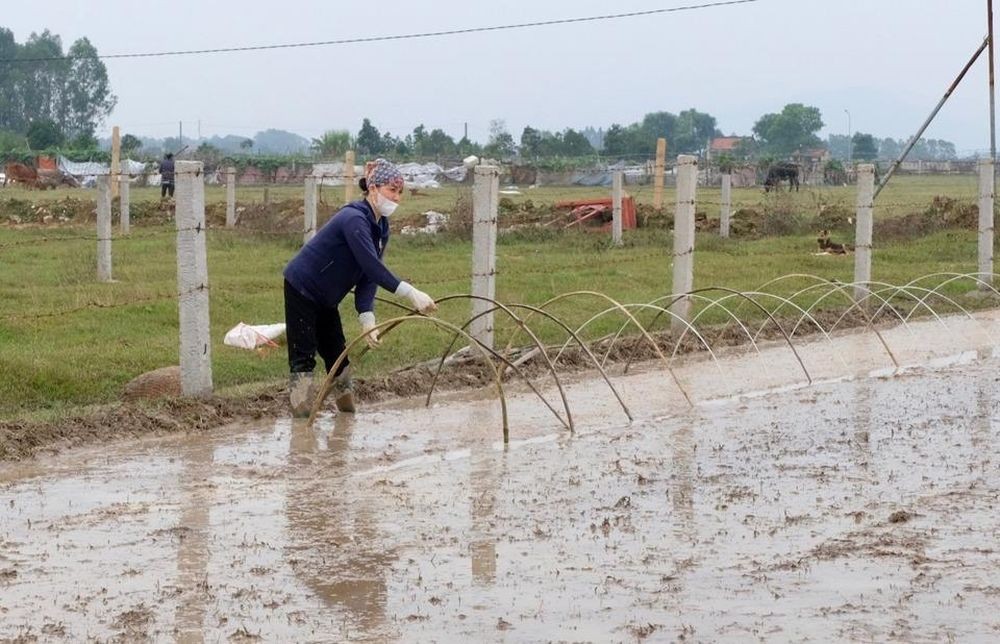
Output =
[{"x1": 2, "y1": 0, "x2": 995, "y2": 153}]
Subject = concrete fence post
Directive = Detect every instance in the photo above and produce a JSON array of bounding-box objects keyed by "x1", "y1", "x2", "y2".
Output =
[
  {"x1": 720, "y1": 173, "x2": 732, "y2": 238},
  {"x1": 344, "y1": 150, "x2": 355, "y2": 203},
  {"x1": 471, "y1": 165, "x2": 500, "y2": 350},
  {"x1": 110, "y1": 126, "x2": 121, "y2": 199},
  {"x1": 175, "y1": 160, "x2": 213, "y2": 397},
  {"x1": 612, "y1": 171, "x2": 624, "y2": 246},
  {"x1": 978, "y1": 158, "x2": 995, "y2": 288},
  {"x1": 304, "y1": 176, "x2": 318, "y2": 244},
  {"x1": 653, "y1": 138, "x2": 667, "y2": 210},
  {"x1": 672, "y1": 155, "x2": 698, "y2": 333},
  {"x1": 225, "y1": 166, "x2": 236, "y2": 228},
  {"x1": 854, "y1": 164, "x2": 875, "y2": 302},
  {"x1": 96, "y1": 174, "x2": 113, "y2": 282},
  {"x1": 118, "y1": 175, "x2": 131, "y2": 235}
]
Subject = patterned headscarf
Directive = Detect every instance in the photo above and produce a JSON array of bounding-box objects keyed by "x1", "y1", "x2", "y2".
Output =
[{"x1": 365, "y1": 158, "x2": 404, "y2": 190}]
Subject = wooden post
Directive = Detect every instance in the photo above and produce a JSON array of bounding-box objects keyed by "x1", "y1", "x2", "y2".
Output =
[
  {"x1": 304, "y1": 176, "x2": 318, "y2": 244},
  {"x1": 672, "y1": 155, "x2": 698, "y2": 333},
  {"x1": 611, "y1": 171, "x2": 624, "y2": 246},
  {"x1": 471, "y1": 165, "x2": 500, "y2": 350},
  {"x1": 344, "y1": 150, "x2": 355, "y2": 203},
  {"x1": 653, "y1": 138, "x2": 666, "y2": 210},
  {"x1": 110, "y1": 126, "x2": 121, "y2": 199},
  {"x1": 119, "y1": 175, "x2": 130, "y2": 236},
  {"x1": 175, "y1": 160, "x2": 213, "y2": 397},
  {"x1": 979, "y1": 158, "x2": 995, "y2": 288},
  {"x1": 96, "y1": 174, "x2": 112, "y2": 282},
  {"x1": 720, "y1": 173, "x2": 732, "y2": 238},
  {"x1": 225, "y1": 166, "x2": 236, "y2": 228},
  {"x1": 854, "y1": 164, "x2": 875, "y2": 302}
]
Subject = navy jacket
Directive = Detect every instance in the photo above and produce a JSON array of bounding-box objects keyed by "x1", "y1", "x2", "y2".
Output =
[
  {"x1": 283, "y1": 200, "x2": 401, "y2": 313},
  {"x1": 159, "y1": 157, "x2": 175, "y2": 182}
]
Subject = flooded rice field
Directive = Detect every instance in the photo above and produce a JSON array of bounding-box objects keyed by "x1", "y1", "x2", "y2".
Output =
[{"x1": 2, "y1": 313, "x2": 999, "y2": 642}]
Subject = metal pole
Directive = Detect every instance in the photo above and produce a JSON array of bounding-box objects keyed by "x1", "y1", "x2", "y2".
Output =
[
  {"x1": 875, "y1": 36, "x2": 989, "y2": 199},
  {"x1": 844, "y1": 109, "x2": 852, "y2": 164},
  {"x1": 990, "y1": 0, "x2": 996, "y2": 162}
]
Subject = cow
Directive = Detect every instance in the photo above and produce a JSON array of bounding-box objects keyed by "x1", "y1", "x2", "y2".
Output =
[
  {"x1": 3, "y1": 162, "x2": 38, "y2": 188},
  {"x1": 763, "y1": 162, "x2": 800, "y2": 192},
  {"x1": 35, "y1": 169, "x2": 80, "y2": 190}
]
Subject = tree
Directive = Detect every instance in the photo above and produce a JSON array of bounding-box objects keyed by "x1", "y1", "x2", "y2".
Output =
[
  {"x1": 851, "y1": 132, "x2": 878, "y2": 161},
  {"x1": 673, "y1": 109, "x2": 719, "y2": 155},
  {"x1": 520, "y1": 126, "x2": 542, "y2": 158},
  {"x1": 425, "y1": 128, "x2": 456, "y2": 157},
  {"x1": 560, "y1": 128, "x2": 594, "y2": 156},
  {"x1": 410, "y1": 124, "x2": 428, "y2": 157},
  {"x1": 484, "y1": 119, "x2": 515, "y2": 158},
  {"x1": 602, "y1": 124, "x2": 636, "y2": 156},
  {"x1": 639, "y1": 112, "x2": 677, "y2": 155},
  {"x1": 356, "y1": 118, "x2": 383, "y2": 155},
  {"x1": 69, "y1": 128, "x2": 97, "y2": 150},
  {"x1": 26, "y1": 119, "x2": 64, "y2": 149},
  {"x1": 826, "y1": 134, "x2": 851, "y2": 161},
  {"x1": 311, "y1": 130, "x2": 353, "y2": 157},
  {"x1": 239, "y1": 138, "x2": 254, "y2": 151},
  {"x1": 752, "y1": 103, "x2": 824, "y2": 155},
  {"x1": 63, "y1": 38, "x2": 116, "y2": 138},
  {"x1": 0, "y1": 30, "x2": 115, "y2": 138},
  {"x1": 120, "y1": 133, "x2": 142, "y2": 155}
]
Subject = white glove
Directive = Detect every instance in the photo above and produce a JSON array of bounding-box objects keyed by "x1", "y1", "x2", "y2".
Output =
[
  {"x1": 358, "y1": 311, "x2": 380, "y2": 349},
  {"x1": 395, "y1": 281, "x2": 438, "y2": 314}
]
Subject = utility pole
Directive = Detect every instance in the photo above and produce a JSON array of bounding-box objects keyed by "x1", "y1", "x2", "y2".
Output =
[
  {"x1": 844, "y1": 109, "x2": 852, "y2": 164},
  {"x1": 179, "y1": 121, "x2": 183, "y2": 149}
]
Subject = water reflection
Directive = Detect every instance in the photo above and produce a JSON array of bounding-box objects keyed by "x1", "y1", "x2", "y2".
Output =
[
  {"x1": 173, "y1": 435, "x2": 216, "y2": 643},
  {"x1": 286, "y1": 416, "x2": 396, "y2": 641},
  {"x1": 469, "y1": 448, "x2": 504, "y2": 585},
  {"x1": 670, "y1": 421, "x2": 695, "y2": 543}
]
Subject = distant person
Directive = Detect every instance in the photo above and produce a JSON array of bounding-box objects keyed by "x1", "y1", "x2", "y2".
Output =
[
  {"x1": 159, "y1": 152, "x2": 175, "y2": 199},
  {"x1": 282, "y1": 158, "x2": 437, "y2": 417}
]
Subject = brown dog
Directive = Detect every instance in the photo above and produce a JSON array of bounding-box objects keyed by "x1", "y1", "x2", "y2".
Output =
[{"x1": 817, "y1": 229, "x2": 850, "y2": 254}]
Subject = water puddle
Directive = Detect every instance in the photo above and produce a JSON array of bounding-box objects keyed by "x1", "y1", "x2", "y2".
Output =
[{"x1": 1, "y1": 312, "x2": 999, "y2": 641}]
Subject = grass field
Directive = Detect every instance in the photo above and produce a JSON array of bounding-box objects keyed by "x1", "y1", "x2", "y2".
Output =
[{"x1": 0, "y1": 174, "x2": 990, "y2": 420}]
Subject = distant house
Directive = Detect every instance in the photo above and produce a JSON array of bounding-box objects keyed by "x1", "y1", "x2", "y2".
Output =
[
  {"x1": 709, "y1": 137, "x2": 747, "y2": 155},
  {"x1": 792, "y1": 147, "x2": 831, "y2": 164}
]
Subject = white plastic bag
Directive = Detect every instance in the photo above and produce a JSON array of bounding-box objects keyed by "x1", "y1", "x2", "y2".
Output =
[{"x1": 223, "y1": 322, "x2": 286, "y2": 350}]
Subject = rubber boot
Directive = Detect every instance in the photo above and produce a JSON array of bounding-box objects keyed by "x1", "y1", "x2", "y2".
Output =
[
  {"x1": 331, "y1": 366, "x2": 356, "y2": 413},
  {"x1": 289, "y1": 371, "x2": 316, "y2": 418}
]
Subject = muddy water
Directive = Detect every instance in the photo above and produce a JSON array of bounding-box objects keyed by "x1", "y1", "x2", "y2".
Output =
[{"x1": 2, "y1": 314, "x2": 1000, "y2": 642}]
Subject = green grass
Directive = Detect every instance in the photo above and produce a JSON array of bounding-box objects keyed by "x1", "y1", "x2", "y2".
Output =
[{"x1": 0, "y1": 175, "x2": 991, "y2": 420}]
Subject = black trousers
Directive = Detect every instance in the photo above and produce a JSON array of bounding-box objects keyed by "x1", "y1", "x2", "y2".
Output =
[
  {"x1": 161, "y1": 180, "x2": 175, "y2": 198},
  {"x1": 284, "y1": 280, "x2": 349, "y2": 376}
]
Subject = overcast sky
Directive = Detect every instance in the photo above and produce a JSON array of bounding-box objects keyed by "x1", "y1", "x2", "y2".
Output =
[{"x1": 2, "y1": 0, "x2": 995, "y2": 153}]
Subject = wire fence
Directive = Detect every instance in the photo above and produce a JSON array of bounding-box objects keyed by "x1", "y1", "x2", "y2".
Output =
[{"x1": 1, "y1": 162, "x2": 992, "y2": 414}]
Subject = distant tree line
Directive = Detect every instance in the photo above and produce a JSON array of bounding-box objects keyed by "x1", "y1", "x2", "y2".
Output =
[{"x1": 0, "y1": 28, "x2": 116, "y2": 153}]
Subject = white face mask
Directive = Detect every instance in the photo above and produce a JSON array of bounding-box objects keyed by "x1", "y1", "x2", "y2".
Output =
[{"x1": 376, "y1": 191, "x2": 398, "y2": 217}]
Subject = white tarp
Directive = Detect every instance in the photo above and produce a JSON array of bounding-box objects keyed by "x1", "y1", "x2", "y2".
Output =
[
  {"x1": 313, "y1": 161, "x2": 468, "y2": 187},
  {"x1": 312, "y1": 162, "x2": 363, "y2": 186},
  {"x1": 59, "y1": 157, "x2": 148, "y2": 187}
]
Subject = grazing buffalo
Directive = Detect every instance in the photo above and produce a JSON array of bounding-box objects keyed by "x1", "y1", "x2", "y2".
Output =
[
  {"x1": 36, "y1": 169, "x2": 80, "y2": 190},
  {"x1": 763, "y1": 162, "x2": 800, "y2": 192},
  {"x1": 3, "y1": 162, "x2": 38, "y2": 188}
]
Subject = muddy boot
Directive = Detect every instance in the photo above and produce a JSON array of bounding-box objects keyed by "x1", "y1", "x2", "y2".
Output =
[
  {"x1": 289, "y1": 371, "x2": 316, "y2": 418},
  {"x1": 331, "y1": 367, "x2": 356, "y2": 413}
]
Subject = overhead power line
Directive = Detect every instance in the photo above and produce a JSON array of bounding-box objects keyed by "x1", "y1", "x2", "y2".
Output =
[{"x1": 0, "y1": 0, "x2": 761, "y2": 63}]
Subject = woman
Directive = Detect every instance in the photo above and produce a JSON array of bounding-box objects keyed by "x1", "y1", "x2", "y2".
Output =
[{"x1": 283, "y1": 158, "x2": 437, "y2": 417}]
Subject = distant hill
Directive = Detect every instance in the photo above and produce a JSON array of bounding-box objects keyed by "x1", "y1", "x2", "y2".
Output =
[{"x1": 99, "y1": 128, "x2": 313, "y2": 157}]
